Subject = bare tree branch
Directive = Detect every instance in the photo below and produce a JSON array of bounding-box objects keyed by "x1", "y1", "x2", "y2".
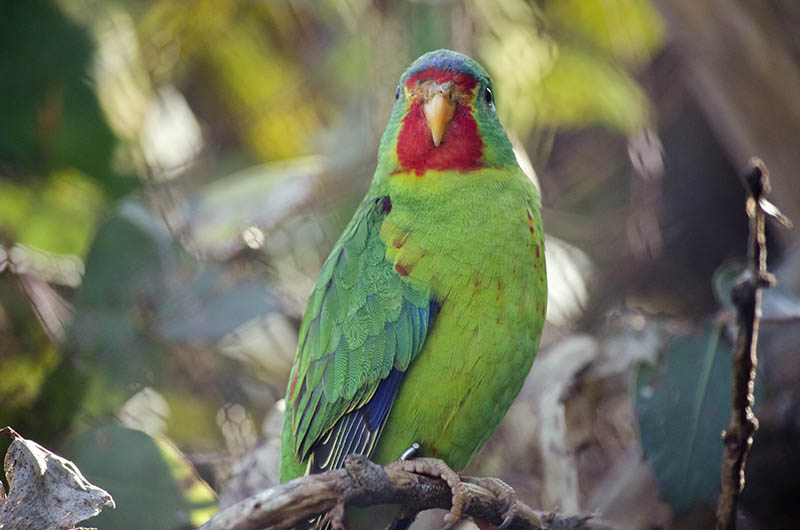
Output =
[
  {"x1": 196, "y1": 455, "x2": 618, "y2": 530},
  {"x1": 716, "y1": 158, "x2": 788, "y2": 530}
]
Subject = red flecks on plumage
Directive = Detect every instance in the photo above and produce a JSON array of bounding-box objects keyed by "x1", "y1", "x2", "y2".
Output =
[
  {"x1": 382, "y1": 196, "x2": 392, "y2": 213},
  {"x1": 395, "y1": 262, "x2": 410, "y2": 276},
  {"x1": 289, "y1": 369, "x2": 299, "y2": 401},
  {"x1": 526, "y1": 210, "x2": 533, "y2": 223},
  {"x1": 497, "y1": 279, "x2": 503, "y2": 290},
  {"x1": 535, "y1": 244, "x2": 540, "y2": 259},
  {"x1": 405, "y1": 67, "x2": 478, "y2": 91},
  {"x1": 393, "y1": 235, "x2": 406, "y2": 248},
  {"x1": 529, "y1": 225, "x2": 534, "y2": 234},
  {"x1": 396, "y1": 99, "x2": 483, "y2": 176}
]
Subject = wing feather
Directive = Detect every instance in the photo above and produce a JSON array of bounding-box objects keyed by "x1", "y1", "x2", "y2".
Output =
[{"x1": 285, "y1": 196, "x2": 436, "y2": 469}]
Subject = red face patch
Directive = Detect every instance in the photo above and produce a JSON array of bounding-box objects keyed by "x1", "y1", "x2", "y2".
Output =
[{"x1": 395, "y1": 97, "x2": 483, "y2": 176}]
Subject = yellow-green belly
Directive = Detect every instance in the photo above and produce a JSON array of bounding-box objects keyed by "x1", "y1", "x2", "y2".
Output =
[{"x1": 372, "y1": 168, "x2": 547, "y2": 469}]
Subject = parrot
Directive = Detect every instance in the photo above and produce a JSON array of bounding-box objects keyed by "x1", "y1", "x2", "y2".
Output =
[{"x1": 279, "y1": 49, "x2": 547, "y2": 529}]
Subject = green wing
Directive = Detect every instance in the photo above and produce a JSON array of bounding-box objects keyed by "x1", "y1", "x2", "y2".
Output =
[{"x1": 282, "y1": 195, "x2": 437, "y2": 478}]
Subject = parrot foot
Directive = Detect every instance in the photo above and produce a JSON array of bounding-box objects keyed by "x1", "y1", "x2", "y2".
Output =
[
  {"x1": 388, "y1": 457, "x2": 470, "y2": 530},
  {"x1": 464, "y1": 477, "x2": 518, "y2": 529},
  {"x1": 325, "y1": 499, "x2": 347, "y2": 530}
]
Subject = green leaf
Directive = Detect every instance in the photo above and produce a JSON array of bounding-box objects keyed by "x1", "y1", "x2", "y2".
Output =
[
  {"x1": 65, "y1": 423, "x2": 217, "y2": 530},
  {"x1": 543, "y1": 0, "x2": 666, "y2": 65},
  {"x1": 65, "y1": 200, "x2": 176, "y2": 409},
  {"x1": 0, "y1": 170, "x2": 108, "y2": 256},
  {"x1": 635, "y1": 324, "x2": 731, "y2": 515},
  {"x1": 0, "y1": 0, "x2": 135, "y2": 197}
]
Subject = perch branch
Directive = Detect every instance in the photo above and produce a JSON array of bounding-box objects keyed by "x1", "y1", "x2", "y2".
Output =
[
  {"x1": 197, "y1": 455, "x2": 617, "y2": 530},
  {"x1": 715, "y1": 158, "x2": 785, "y2": 530}
]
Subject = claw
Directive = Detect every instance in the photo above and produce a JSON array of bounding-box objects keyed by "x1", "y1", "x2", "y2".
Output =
[
  {"x1": 466, "y1": 476, "x2": 518, "y2": 529},
  {"x1": 496, "y1": 514, "x2": 513, "y2": 530},
  {"x1": 389, "y1": 457, "x2": 470, "y2": 529},
  {"x1": 325, "y1": 501, "x2": 347, "y2": 530}
]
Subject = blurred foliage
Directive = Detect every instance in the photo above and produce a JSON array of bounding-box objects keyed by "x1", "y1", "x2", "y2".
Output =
[
  {"x1": 477, "y1": 0, "x2": 663, "y2": 136},
  {"x1": 0, "y1": 0, "x2": 135, "y2": 196},
  {"x1": 0, "y1": 0, "x2": 798, "y2": 529},
  {"x1": 635, "y1": 324, "x2": 732, "y2": 516},
  {"x1": 65, "y1": 423, "x2": 217, "y2": 529}
]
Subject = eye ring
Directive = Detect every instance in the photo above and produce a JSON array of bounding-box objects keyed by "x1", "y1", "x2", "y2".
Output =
[{"x1": 484, "y1": 87, "x2": 494, "y2": 106}]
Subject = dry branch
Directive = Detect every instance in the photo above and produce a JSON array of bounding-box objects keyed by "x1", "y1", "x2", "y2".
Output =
[
  {"x1": 715, "y1": 158, "x2": 786, "y2": 530},
  {"x1": 197, "y1": 455, "x2": 617, "y2": 530}
]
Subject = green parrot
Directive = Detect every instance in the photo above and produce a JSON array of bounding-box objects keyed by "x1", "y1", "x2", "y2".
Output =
[{"x1": 279, "y1": 49, "x2": 547, "y2": 527}]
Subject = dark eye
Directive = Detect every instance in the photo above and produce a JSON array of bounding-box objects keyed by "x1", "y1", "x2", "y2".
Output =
[
  {"x1": 484, "y1": 87, "x2": 493, "y2": 106},
  {"x1": 395, "y1": 85, "x2": 401, "y2": 100}
]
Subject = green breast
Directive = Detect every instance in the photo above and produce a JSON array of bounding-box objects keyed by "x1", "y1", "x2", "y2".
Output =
[{"x1": 370, "y1": 167, "x2": 546, "y2": 469}]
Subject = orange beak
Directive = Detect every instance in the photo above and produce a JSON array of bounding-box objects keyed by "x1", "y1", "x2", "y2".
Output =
[{"x1": 423, "y1": 87, "x2": 456, "y2": 147}]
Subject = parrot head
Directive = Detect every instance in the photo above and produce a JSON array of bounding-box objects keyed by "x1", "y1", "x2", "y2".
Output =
[{"x1": 376, "y1": 49, "x2": 516, "y2": 177}]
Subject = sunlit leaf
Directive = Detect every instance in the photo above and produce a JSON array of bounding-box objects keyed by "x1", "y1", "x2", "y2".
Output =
[
  {"x1": 477, "y1": 1, "x2": 651, "y2": 136},
  {"x1": 543, "y1": 0, "x2": 665, "y2": 65},
  {"x1": 533, "y1": 44, "x2": 649, "y2": 133},
  {"x1": 0, "y1": 170, "x2": 107, "y2": 256}
]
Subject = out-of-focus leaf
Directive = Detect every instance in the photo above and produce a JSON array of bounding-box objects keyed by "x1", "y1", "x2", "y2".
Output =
[
  {"x1": 62, "y1": 197, "x2": 284, "y2": 426},
  {"x1": 0, "y1": 170, "x2": 107, "y2": 256},
  {"x1": 0, "y1": 427, "x2": 115, "y2": 529},
  {"x1": 157, "y1": 391, "x2": 223, "y2": 447},
  {"x1": 0, "y1": 274, "x2": 61, "y2": 432},
  {"x1": 0, "y1": 0, "x2": 135, "y2": 197},
  {"x1": 157, "y1": 267, "x2": 279, "y2": 343},
  {"x1": 66, "y1": 199, "x2": 176, "y2": 406},
  {"x1": 218, "y1": 312, "x2": 297, "y2": 388},
  {"x1": 207, "y1": 14, "x2": 322, "y2": 160},
  {"x1": 534, "y1": 44, "x2": 649, "y2": 133},
  {"x1": 181, "y1": 157, "x2": 322, "y2": 259},
  {"x1": 65, "y1": 423, "x2": 216, "y2": 529},
  {"x1": 543, "y1": 0, "x2": 666, "y2": 65},
  {"x1": 635, "y1": 324, "x2": 731, "y2": 515},
  {"x1": 476, "y1": 0, "x2": 652, "y2": 136}
]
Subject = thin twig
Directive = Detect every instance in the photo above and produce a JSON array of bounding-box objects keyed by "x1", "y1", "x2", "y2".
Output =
[
  {"x1": 196, "y1": 455, "x2": 618, "y2": 530},
  {"x1": 715, "y1": 158, "x2": 783, "y2": 530}
]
